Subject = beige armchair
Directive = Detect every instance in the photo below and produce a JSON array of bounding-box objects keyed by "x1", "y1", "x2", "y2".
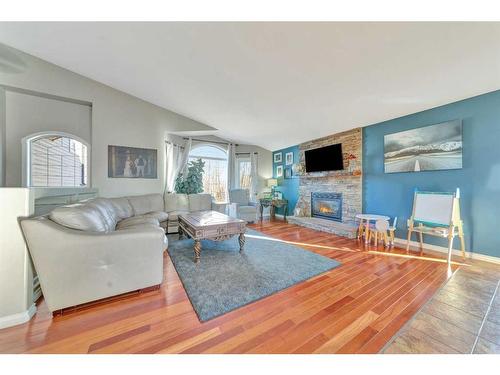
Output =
[{"x1": 228, "y1": 189, "x2": 258, "y2": 223}]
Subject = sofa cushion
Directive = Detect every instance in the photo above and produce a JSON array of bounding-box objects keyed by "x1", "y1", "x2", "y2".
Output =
[
  {"x1": 164, "y1": 193, "x2": 189, "y2": 212},
  {"x1": 86, "y1": 198, "x2": 119, "y2": 231},
  {"x1": 49, "y1": 204, "x2": 108, "y2": 232},
  {"x1": 143, "y1": 211, "x2": 169, "y2": 223},
  {"x1": 127, "y1": 194, "x2": 164, "y2": 216},
  {"x1": 166, "y1": 210, "x2": 189, "y2": 222},
  {"x1": 116, "y1": 216, "x2": 160, "y2": 230},
  {"x1": 116, "y1": 222, "x2": 161, "y2": 231},
  {"x1": 108, "y1": 197, "x2": 134, "y2": 219},
  {"x1": 189, "y1": 193, "x2": 212, "y2": 212}
]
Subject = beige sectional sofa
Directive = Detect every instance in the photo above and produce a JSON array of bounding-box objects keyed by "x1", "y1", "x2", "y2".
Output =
[
  {"x1": 20, "y1": 192, "x2": 224, "y2": 313},
  {"x1": 164, "y1": 192, "x2": 226, "y2": 232},
  {"x1": 21, "y1": 194, "x2": 168, "y2": 313}
]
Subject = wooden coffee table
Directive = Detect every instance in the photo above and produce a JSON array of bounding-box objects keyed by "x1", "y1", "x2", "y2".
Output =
[{"x1": 178, "y1": 210, "x2": 247, "y2": 262}]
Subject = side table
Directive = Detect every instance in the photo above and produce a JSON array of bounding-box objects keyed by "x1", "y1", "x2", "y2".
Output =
[{"x1": 259, "y1": 198, "x2": 289, "y2": 220}]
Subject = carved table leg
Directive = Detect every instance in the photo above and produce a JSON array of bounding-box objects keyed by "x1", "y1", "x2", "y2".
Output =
[
  {"x1": 194, "y1": 240, "x2": 201, "y2": 262},
  {"x1": 239, "y1": 233, "x2": 245, "y2": 252}
]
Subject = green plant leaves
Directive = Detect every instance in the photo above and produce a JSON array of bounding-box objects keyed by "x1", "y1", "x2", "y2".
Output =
[{"x1": 174, "y1": 158, "x2": 205, "y2": 194}]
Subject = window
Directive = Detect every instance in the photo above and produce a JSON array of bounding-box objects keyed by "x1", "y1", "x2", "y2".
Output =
[
  {"x1": 26, "y1": 133, "x2": 88, "y2": 187},
  {"x1": 237, "y1": 157, "x2": 252, "y2": 190},
  {"x1": 189, "y1": 144, "x2": 228, "y2": 203}
]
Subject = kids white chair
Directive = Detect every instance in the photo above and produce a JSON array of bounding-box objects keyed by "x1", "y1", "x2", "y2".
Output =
[
  {"x1": 388, "y1": 217, "x2": 398, "y2": 246},
  {"x1": 368, "y1": 219, "x2": 391, "y2": 247},
  {"x1": 369, "y1": 217, "x2": 397, "y2": 247}
]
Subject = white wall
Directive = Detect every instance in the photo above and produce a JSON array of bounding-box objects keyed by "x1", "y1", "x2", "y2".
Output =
[
  {"x1": 4, "y1": 90, "x2": 92, "y2": 187},
  {"x1": 0, "y1": 188, "x2": 35, "y2": 329},
  {"x1": 0, "y1": 43, "x2": 215, "y2": 197},
  {"x1": 0, "y1": 88, "x2": 5, "y2": 187}
]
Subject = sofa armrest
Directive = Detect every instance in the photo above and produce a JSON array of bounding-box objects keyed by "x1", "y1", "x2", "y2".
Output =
[{"x1": 20, "y1": 217, "x2": 165, "y2": 311}]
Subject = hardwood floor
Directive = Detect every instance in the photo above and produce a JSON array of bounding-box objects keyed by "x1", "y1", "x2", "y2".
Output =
[{"x1": 0, "y1": 219, "x2": 478, "y2": 354}]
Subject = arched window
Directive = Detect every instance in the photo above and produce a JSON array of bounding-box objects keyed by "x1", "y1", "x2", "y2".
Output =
[
  {"x1": 189, "y1": 144, "x2": 228, "y2": 202},
  {"x1": 24, "y1": 132, "x2": 89, "y2": 187}
]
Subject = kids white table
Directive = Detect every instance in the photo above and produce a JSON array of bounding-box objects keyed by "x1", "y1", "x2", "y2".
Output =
[{"x1": 355, "y1": 213, "x2": 390, "y2": 243}]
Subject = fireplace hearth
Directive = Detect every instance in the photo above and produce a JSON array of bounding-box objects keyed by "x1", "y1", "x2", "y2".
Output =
[{"x1": 311, "y1": 192, "x2": 342, "y2": 222}]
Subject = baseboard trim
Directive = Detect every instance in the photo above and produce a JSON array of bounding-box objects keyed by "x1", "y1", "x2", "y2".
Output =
[
  {"x1": 0, "y1": 303, "x2": 36, "y2": 329},
  {"x1": 393, "y1": 238, "x2": 500, "y2": 265}
]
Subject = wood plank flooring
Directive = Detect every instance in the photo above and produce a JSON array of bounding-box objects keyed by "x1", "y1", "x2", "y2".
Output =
[{"x1": 0, "y1": 219, "x2": 479, "y2": 354}]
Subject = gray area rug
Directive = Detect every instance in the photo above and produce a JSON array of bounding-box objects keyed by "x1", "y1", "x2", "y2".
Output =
[{"x1": 167, "y1": 228, "x2": 341, "y2": 321}]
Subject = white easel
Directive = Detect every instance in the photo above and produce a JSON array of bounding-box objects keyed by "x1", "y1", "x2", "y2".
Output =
[{"x1": 406, "y1": 189, "x2": 465, "y2": 266}]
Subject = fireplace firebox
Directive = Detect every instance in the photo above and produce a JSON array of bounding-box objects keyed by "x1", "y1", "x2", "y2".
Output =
[{"x1": 311, "y1": 192, "x2": 342, "y2": 222}]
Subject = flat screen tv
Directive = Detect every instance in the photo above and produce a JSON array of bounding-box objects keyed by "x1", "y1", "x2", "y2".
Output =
[{"x1": 304, "y1": 143, "x2": 344, "y2": 172}]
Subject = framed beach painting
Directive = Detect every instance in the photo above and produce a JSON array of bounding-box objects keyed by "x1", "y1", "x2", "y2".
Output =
[
  {"x1": 384, "y1": 120, "x2": 462, "y2": 173},
  {"x1": 108, "y1": 145, "x2": 158, "y2": 178},
  {"x1": 273, "y1": 152, "x2": 282, "y2": 163}
]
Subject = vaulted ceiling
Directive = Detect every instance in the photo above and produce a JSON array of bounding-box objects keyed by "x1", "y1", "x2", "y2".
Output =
[{"x1": 1, "y1": 22, "x2": 500, "y2": 150}]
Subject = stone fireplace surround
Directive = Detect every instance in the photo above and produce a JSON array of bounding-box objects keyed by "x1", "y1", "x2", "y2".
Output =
[{"x1": 287, "y1": 128, "x2": 362, "y2": 238}]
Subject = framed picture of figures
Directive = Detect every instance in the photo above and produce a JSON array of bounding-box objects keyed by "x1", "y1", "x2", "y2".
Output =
[
  {"x1": 384, "y1": 120, "x2": 463, "y2": 173},
  {"x1": 108, "y1": 145, "x2": 158, "y2": 178}
]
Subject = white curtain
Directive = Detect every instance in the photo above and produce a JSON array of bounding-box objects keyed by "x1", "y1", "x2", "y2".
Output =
[
  {"x1": 165, "y1": 142, "x2": 179, "y2": 193},
  {"x1": 164, "y1": 137, "x2": 192, "y2": 193},
  {"x1": 250, "y1": 152, "x2": 259, "y2": 202},
  {"x1": 227, "y1": 143, "x2": 236, "y2": 192},
  {"x1": 176, "y1": 137, "x2": 192, "y2": 179}
]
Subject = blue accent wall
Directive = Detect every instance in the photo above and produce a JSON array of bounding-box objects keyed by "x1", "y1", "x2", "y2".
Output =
[
  {"x1": 270, "y1": 91, "x2": 500, "y2": 258},
  {"x1": 272, "y1": 145, "x2": 300, "y2": 215},
  {"x1": 363, "y1": 90, "x2": 500, "y2": 258}
]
